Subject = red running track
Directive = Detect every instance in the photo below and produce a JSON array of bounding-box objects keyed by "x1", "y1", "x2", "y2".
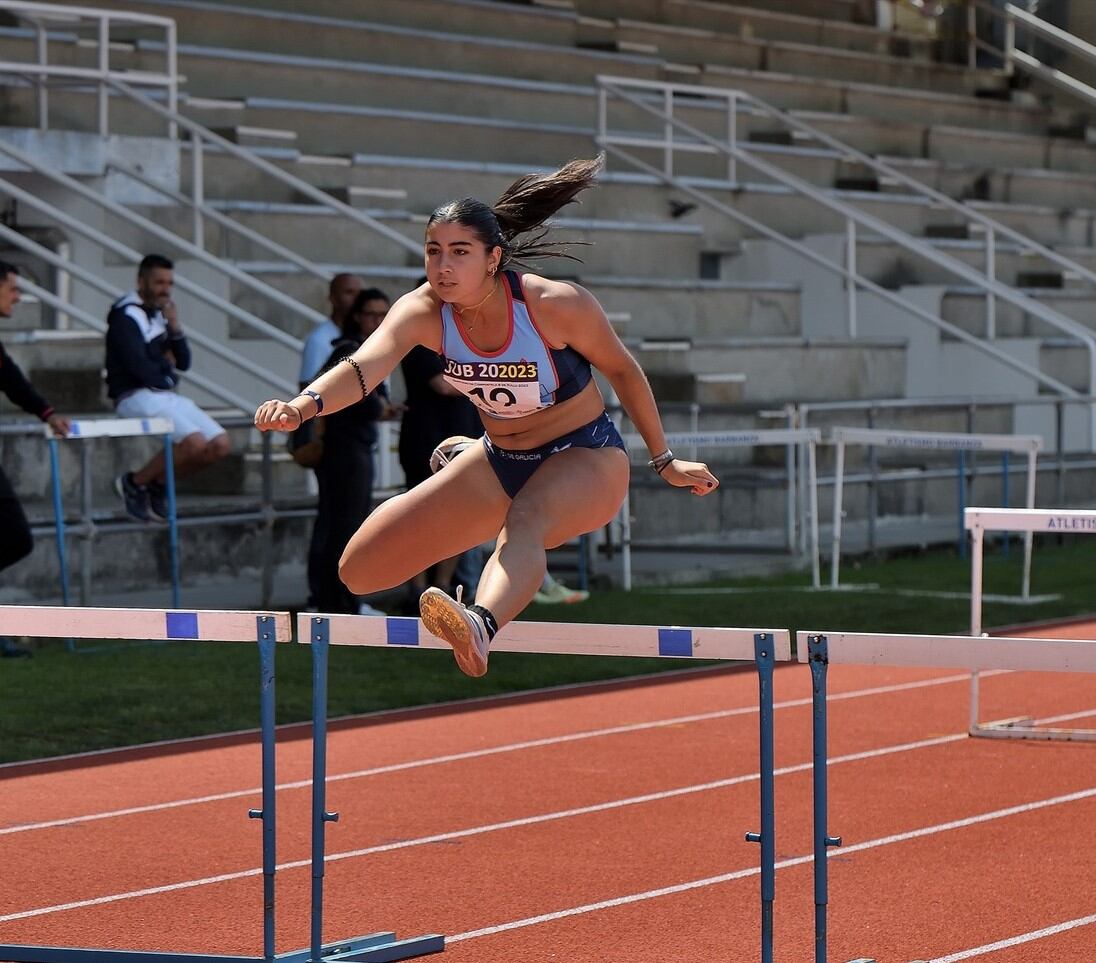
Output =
[{"x1": 1, "y1": 620, "x2": 1095, "y2": 962}]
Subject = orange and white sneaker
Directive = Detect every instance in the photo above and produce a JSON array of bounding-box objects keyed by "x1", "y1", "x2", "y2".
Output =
[
  {"x1": 419, "y1": 586, "x2": 491, "y2": 677},
  {"x1": 428, "y1": 435, "x2": 477, "y2": 474}
]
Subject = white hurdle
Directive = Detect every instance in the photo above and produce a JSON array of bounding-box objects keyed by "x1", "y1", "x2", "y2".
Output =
[
  {"x1": 796, "y1": 626, "x2": 1096, "y2": 962},
  {"x1": 828, "y1": 427, "x2": 1042, "y2": 590},
  {"x1": 967, "y1": 507, "x2": 1096, "y2": 742},
  {"x1": 620, "y1": 428, "x2": 822, "y2": 590},
  {"x1": 299, "y1": 612, "x2": 791, "y2": 963}
]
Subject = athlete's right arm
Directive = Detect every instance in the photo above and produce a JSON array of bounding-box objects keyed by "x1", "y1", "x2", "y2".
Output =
[{"x1": 255, "y1": 290, "x2": 438, "y2": 432}]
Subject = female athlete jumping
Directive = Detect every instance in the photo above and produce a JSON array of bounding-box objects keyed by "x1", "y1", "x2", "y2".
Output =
[{"x1": 255, "y1": 157, "x2": 719, "y2": 676}]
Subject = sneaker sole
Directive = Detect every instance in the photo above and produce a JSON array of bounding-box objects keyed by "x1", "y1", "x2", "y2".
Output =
[{"x1": 419, "y1": 589, "x2": 488, "y2": 677}]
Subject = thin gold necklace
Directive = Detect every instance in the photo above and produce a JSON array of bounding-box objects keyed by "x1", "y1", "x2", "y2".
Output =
[{"x1": 459, "y1": 278, "x2": 497, "y2": 327}]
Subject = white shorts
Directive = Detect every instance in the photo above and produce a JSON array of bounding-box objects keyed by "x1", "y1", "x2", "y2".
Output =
[{"x1": 116, "y1": 389, "x2": 225, "y2": 443}]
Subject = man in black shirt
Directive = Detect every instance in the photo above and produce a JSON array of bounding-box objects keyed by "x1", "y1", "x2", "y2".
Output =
[
  {"x1": 0, "y1": 261, "x2": 70, "y2": 656},
  {"x1": 105, "y1": 254, "x2": 230, "y2": 521}
]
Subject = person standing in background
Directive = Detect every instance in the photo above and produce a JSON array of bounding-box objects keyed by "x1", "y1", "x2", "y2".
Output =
[
  {"x1": 0, "y1": 261, "x2": 70, "y2": 657},
  {"x1": 310, "y1": 288, "x2": 396, "y2": 614}
]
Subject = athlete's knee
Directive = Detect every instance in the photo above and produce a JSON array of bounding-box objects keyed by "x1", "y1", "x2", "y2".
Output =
[
  {"x1": 175, "y1": 433, "x2": 206, "y2": 462},
  {"x1": 502, "y1": 499, "x2": 552, "y2": 541}
]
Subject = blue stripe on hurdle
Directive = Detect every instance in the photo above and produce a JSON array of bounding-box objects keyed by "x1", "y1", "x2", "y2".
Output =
[
  {"x1": 142, "y1": 418, "x2": 152, "y2": 434},
  {"x1": 69, "y1": 422, "x2": 82, "y2": 437},
  {"x1": 386, "y1": 617, "x2": 420, "y2": 646},
  {"x1": 657, "y1": 627, "x2": 693, "y2": 657},
  {"x1": 166, "y1": 611, "x2": 200, "y2": 639}
]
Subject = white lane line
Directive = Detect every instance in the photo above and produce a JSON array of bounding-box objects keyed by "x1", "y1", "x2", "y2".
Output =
[
  {"x1": 449, "y1": 786, "x2": 1096, "y2": 943},
  {"x1": 928, "y1": 913, "x2": 1096, "y2": 961},
  {"x1": 0, "y1": 726, "x2": 977, "y2": 923},
  {"x1": 1, "y1": 670, "x2": 1001, "y2": 836}
]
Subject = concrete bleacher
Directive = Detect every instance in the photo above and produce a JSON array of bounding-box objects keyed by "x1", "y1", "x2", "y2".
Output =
[{"x1": 4, "y1": 0, "x2": 1096, "y2": 599}]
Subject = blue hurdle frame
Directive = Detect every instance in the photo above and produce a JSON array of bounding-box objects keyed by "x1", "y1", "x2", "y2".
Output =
[
  {"x1": 304, "y1": 618, "x2": 445, "y2": 963},
  {"x1": 806, "y1": 633, "x2": 842, "y2": 963},
  {"x1": 0, "y1": 615, "x2": 281, "y2": 963}
]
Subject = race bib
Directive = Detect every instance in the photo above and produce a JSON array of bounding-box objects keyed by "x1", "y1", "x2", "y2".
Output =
[{"x1": 442, "y1": 359, "x2": 546, "y2": 417}]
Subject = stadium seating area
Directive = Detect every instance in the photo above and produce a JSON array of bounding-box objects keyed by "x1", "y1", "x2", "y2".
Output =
[{"x1": 2, "y1": 0, "x2": 1096, "y2": 601}]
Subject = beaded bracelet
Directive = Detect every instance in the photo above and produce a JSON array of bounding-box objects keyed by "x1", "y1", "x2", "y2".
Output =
[
  {"x1": 342, "y1": 356, "x2": 369, "y2": 399},
  {"x1": 648, "y1": 448, "x2": 674, "y2": 475}
]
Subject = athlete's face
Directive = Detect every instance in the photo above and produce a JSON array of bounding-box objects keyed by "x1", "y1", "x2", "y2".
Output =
[{"x1": 424, "y1": 222, "x2": 501, "y2": 303}]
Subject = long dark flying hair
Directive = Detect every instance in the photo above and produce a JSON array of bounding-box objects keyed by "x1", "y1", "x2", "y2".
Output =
[{"x1": 426, "y1": 155, "x2": 603, "y2": 269}]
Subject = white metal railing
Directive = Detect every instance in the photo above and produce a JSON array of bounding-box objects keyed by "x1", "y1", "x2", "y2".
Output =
[
  {"x1": 0, "y1": 0, "x2": 177, "y2": 137},
  {"x1": 0, "y1": 136, "x2": 326, "y2": 341},
  {"x1": 0, "y1": 221, "x2": 293, "y2": 407},
  {"x1": 595, "y1": 75, "x2": 1096, "y2": 448},
  {"x1": 13, "y1": 273, "x2": 260, "y2": 412},
  {"x1": 967, "y1": 1, "x2": 1096, "y2": 109}
]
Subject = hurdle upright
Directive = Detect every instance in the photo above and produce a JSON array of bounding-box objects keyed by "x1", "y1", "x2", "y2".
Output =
[
  {"x1": 796, "y1": 627, "x2": 1096, "y2": 963},
  {"x1": 0, "y1": 604, "x2": 291, "y2": 963},
  {"x1": 967, "y1": 506, "x2": 1096, "y2": 742},
  {"x1": 300, "y1": 612, "x2": 792, "y2": 963}
]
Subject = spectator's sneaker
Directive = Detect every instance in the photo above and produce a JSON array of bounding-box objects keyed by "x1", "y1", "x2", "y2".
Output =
[
  {"x1": 114, "y1": 472, "x2": 152, "y2": 522},
  {"x1": 147, "y1": 480, "x2": 170, "y2": 523},
  {"x1": 357, "y1": 601, "x2": 386, "y2": 617},
  {"x1": 0, "y1": 637, "x2": 31, "y2": 658},
  {"x1": 429, "y1": 435, "x2": 478, "y2": 474},
  {"x1": 534, "y1": 574, "x2": 590, "y2": 605},
  {"x1": 419, "y1": 586, "x2": 490, "y2": 677}
]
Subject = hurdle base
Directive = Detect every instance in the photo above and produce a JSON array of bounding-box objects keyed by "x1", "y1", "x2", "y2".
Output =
[
  {"x1": 971, "y1": 717, "x2": 1096, "y2": 743},
  {"x1": 277, "y1": 932, "x2": 444, "y2": 962}
]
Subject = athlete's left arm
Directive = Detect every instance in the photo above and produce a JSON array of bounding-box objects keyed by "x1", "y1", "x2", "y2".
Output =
[{"x1": 535, "y1": 280, "x2": 719, "y2": 496}]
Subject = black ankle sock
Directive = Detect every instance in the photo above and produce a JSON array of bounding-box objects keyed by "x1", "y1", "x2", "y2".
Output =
[{"x1": 467, "y1": 604, "x2": 498, "y2": 640}]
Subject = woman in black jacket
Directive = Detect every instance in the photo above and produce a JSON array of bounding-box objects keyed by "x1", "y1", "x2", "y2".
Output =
[{"x1": 310, "y1": 288, "x2": 393, "y2": 614}]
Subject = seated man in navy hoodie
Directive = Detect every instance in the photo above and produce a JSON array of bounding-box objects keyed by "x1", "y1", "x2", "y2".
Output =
[{"x1": 105, "y1": 254, "x2": 230, "y2": 521}]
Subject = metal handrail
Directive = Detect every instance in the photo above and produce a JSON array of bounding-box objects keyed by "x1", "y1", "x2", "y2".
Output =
[
  {"x1": 0, "y1": 221, "x2": 293, "y2": 405},
  {"x1": 107, "y1": 156, "x2": 329, "y2": 283},
  {"x1": 109, "y1": 78, "x2": 423, "y2": 260},
  {"x1": 14, "y1": 275, "x2": 259, "y2": 413},
  {"x1": 0, "y1": 137, "x2": 327, "y2": 336},
  {"x1": 970, "y1": 0, "x2": 1096, "y2": 110},
  {"x1": 0, "y1": 0, "x2": 178, "y2": 137},
  {"x1": 0, "y1": 171, "x2": 303, "y2": 356},
  {"x1": 596, "y1": 76, "x2": 1096, "y2": 444}
]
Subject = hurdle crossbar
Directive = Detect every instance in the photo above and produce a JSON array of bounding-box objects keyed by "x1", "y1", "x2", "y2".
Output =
[
  {"x1": 796, "y1": 628, "x2": 1096, "y2": 963},
  {"x1": 0, "y1": 605, "x2": 288, "y2": 963},
  {"x1": 300, "y1": 613, "x2": 790, "y2": 963},
  {"x1": 827, "y1": 427, "x2": 1042, "y2": 590},
  {"x1": 619, "y1": 428, "x2": 822, "y2": 590},
  {"x1": 967, "y1": 506, "x2": 1096, "y2": 742}
]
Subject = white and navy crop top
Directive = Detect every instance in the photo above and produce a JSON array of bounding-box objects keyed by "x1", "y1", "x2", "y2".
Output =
[{"x1": 439, "y1": 271, "x2": 593, "y2": 419}]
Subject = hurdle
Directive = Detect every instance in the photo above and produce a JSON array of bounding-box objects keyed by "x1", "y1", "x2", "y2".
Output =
[
  {"x1": 0, "y1": 603, "x2": 291, "y2": 963},
  {"x1": 796, "y1": 628, "x2": 1096, "y2": 963},
  {"x1": 967, "y1": 506, "x2": 1096, "y2": 742},
  {"x1": 828, "y1": 427, "x2": 1042, "y2": 590},
  {"x1": 619, "y1": 428, "x2": 822, "y2": 590},
  {"x1": 46, "y1": 417, "x2": 181, "y2": 613},
  {"x1": 299, "y1": 612, "x2": 792, "y2": 963}
]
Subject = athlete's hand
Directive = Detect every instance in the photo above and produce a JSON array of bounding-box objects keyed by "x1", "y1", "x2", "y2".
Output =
[
  {"x1": 254, "y1": 399, "x2": 303, "y2": 432},
  {"x1": 660, "y1": 459, "x2": 719, "y2": 496}
]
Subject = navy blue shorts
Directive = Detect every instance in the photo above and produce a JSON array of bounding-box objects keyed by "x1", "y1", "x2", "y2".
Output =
[{"x1": 483, "y1": 411, "x2": 626, "y2": 499}]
